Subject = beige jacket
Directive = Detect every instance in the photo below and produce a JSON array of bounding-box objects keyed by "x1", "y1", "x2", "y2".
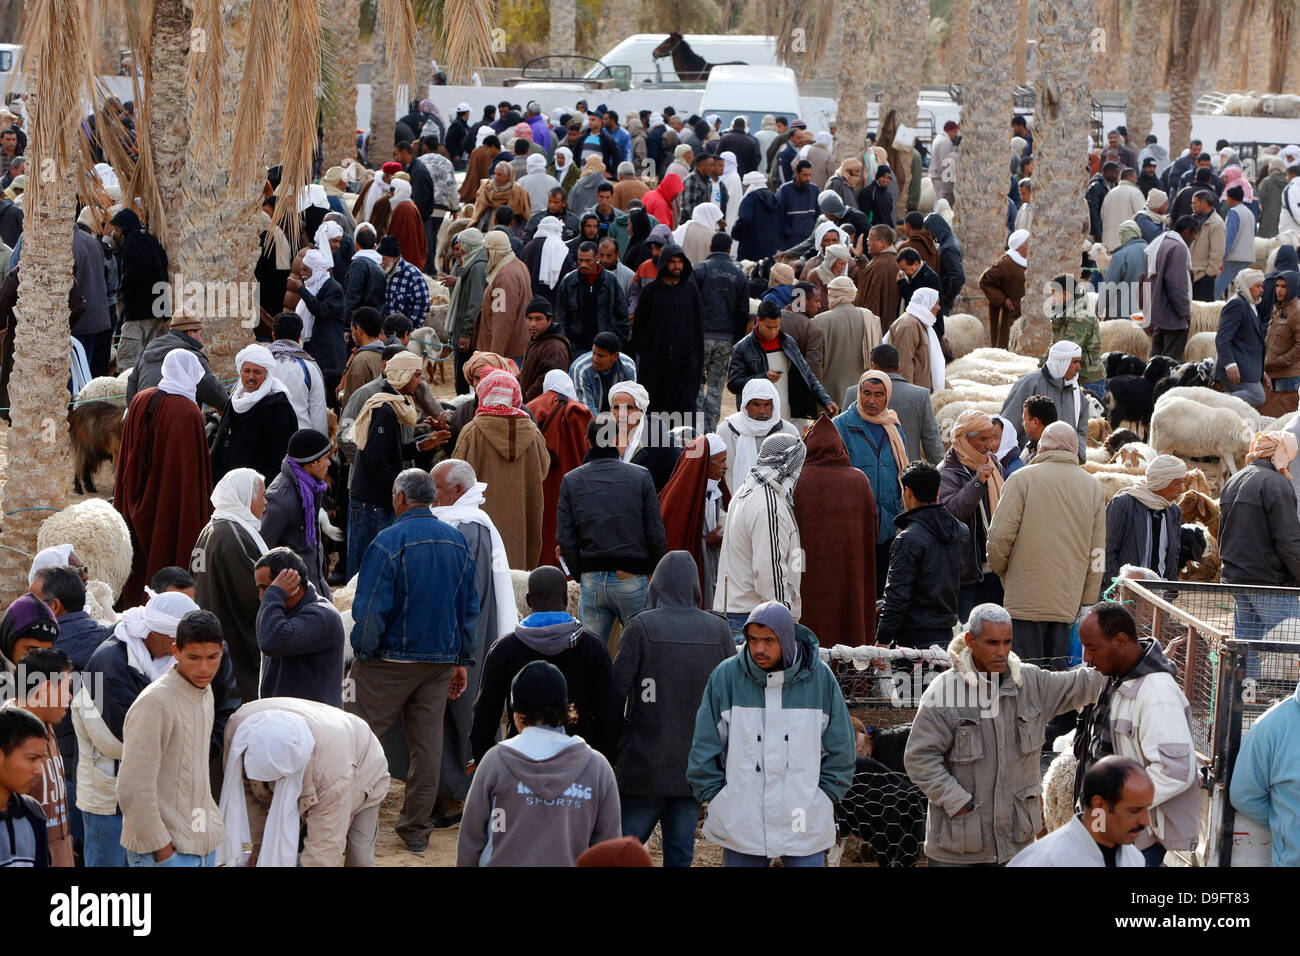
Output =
[
  {"x1": 904, "y1": 635, "x2": 1106, "y2": 865},
  {"x1": 1188, "y1": 211, "x2": 1226, "y2": 280},
  {"x1": 888, "y1": 313, "x2": 932, "y2": 391},
  {"x1": 223, "y1": 697, "x2": 390, "y2": 867},
  {"x1": 117, "y1": 668, "x2": 224, "y2": 857},
  {"x1": 986, "y1": 448, "x2": 1107, "y2": 623}
]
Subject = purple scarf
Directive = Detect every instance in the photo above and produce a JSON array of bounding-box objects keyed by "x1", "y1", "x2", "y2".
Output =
[{"x1": 287, "y1": 456, "x2": 327, "y2": 548}]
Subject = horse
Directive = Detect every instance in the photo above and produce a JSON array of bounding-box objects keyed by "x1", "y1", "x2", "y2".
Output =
[{"x1": 650, "y1": 31, "x2": 746, "y2": 83}]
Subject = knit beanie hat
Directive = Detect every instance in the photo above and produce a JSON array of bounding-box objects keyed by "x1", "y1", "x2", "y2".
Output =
[{"x1": 287, "y1": 428, "x2": 331, "y2": 464}]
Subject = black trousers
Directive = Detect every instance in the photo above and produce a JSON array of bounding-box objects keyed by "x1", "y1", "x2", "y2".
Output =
[{"x1": 1151, "y1": 327, "x2": 1188, "y2": 363}]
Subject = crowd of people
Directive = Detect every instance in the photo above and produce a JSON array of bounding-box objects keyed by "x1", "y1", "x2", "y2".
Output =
[{"x1": 5, "y1": 90, "x2": 1300, "y2": 871}]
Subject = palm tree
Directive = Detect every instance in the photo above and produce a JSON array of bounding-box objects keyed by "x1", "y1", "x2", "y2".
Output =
[
  {"x1": 1166, "y1": 0, "x2": 1207, "y2": 156},
  {"x1": 145, "y1": 0, "x2": 191, "y2": 254},
  {"x1": 877, "y1": 0, "x2": 928, "y2": 218},
  {"x1": 1089, "y1": 0, "x2": 1122, "y2": 90},
  {"x1": 1125, "y1": 0, "x2": 1163, "y2": 146},
  {"x1": 551, "y1": 0, "x2": 577, "y2": 55},
  {"x1": 946, "y1": 0, "x2": 969, "y2": 83},
  {"x1": 1022, "y1": 0, "x2": 1095, "y2": 357},
  {"x1": 369, "y1": 15, "x2": 396, "y2": 168},
  {"x1": 953, "y1": 0, "x2": 1017, "y2": 312},
  {"x1": 0, "y1": 0, "x2": 89, "y2": 600},
  {"x1": 321, "y1": 0, "x2": 362, "y2": 166},
  {"x1": 1015, "y1": 0, "x2": 1029, "y2": 84},
  {"x1": 835, "y1": 0, "x2": 874, "y2": 167}
]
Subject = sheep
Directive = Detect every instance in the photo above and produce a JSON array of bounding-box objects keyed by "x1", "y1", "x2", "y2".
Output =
[
  {"x1": 930, "y1": 385, "x2": 1009, "y2": 415},
  {"x1": 1155, "y1": 386, "x2": 1263, "y2": 431},
  {"x1": 1177, "y1": 489, "x2": 1220, "y2": 538},
  {"x1": 1114, "y1": 441, "x2": 1157, "y2": 470},
  {"x1": 1188, "y1": 301, "x2": 1224, "y2": 336},
  {"x1": 1179, "y1": 523, "x2": 1222, "y2": 582},
  {"x1": 945, "y1": 367, "x2": 1021, "y2": 387},
  {"x1": 1184, "y1": 467, "x2": 1213, "y2": 498},
  {"x1": 331, "y1": 573, "x2": 360, "y2": 665},
  {"x1": 1095, "y1": 472, "x2": 1142, "y2": 500},
  {"x1": 1098, "y1": 319, "x2": 1151, "y2": 359},
  {"x1": 1275, "y1": 410, "x2": 1300, "y2": 432},
  {"x1": 937, "y1": 400, "x2": 1004, "y2": 442},
  {"x1": 1084, "y1": 445, "x2": 1112, "y2": 465},
  {"x1": 1183, "y1": 331, "x2": 1218, "y2": 364},
  {"x1": 1254, "y1": 235, "x2": 1270, "y2": 264},
  {"x1": 1104, "y1": 428, "x2": 1142, "y2": 457},
  {"x1": 947, "y1": 347, "x2": 1038, "y2": 376},
  {"x1": 943, "y1": 313, "x2": 987, "y2": 359},
  {"x1": 1086, "y1": 417, "x2": 1112, "y2": 447},
  {"x1": 37, "y1": 498, "x2": 132, "y2": 602},
  {"x1": 1042, "y1": 733, "x2": 1079, "y2": 833},
  {"x1": 1149, "y1": 397, "x2": 1255, "y2": 481},
  {"x1": 1082, "y1": 457, "x2": 1143, "y2": 475},
  {"x1": 1266, "y1": 231, "x2": 1300, "y2": 272},
  {"x1": 509, "y1": 568, "x2": 581, "y2": 620},
  {"x1": 74, "y1": 376, "x2": 128, "y2": 406},
  {"x1": 114, "y1": 367, "x2": 133, "y2": 390},
  {"x1": 833, "y1": 723, "x2": 927, "y2": 867},
  {"x1": 1104, "y1": 375, "x2": 1155, "y2": 436}
]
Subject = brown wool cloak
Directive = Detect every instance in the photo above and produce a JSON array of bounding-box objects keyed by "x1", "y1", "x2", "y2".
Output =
[
  {"x1": 452, "y1": 412, "x2": 550, "y2": 569},
  {"x1": 115, "y1": 387, "x2": 214, "y2": 608},
  {"x1": 853, "y1": 248, "x2": 902, "y2": 334},
  {"x1": 658, "y1": 436, "x2": 731, "y2": 606},
  {"x1": 389, "y1": 201, "x2": 428, "y2": 269},
  {"x1": 793, "y1": 416, "x2": 878, "y2": 647},
  {"x1": 525, "y1": 390, "x2": 592, "y2": 571},
  {"x1": 476, "y1": 259, "x2": 533, "y2": 359}
]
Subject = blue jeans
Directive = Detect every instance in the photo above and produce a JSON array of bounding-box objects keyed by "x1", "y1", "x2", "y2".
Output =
[
  {"x1": 125, "y1": 848, "x2": 217, "y2": 867},
  {"x1": 726, "y1": 612, "x2": 750, "y2": 644},
  {"x1": 579, "y1": 572, "x2": 648, "y2": 644},
  {"x1": 347, "y1": 499, "x2": 395, "y2": 579},
  {"x1": 1142, "y1": 843, "x2": 1167, "y2": 867},
  {"x1": 697, "y1": 336, "x2": 733, "y2": 433},
  {"x1": 83, "y1": 811, "x2": 126, "y2": 868},
  {"x1": 1273, "y1": 375, "x2": 1300, "y2": 392},
  {"x1": 1232, "y1": 592, "x2": 1300, "y2": 678},
  {"x1": 1224, "y1": 379, "x2": 1267, "y2": 407},
  {"x1": 1083, "y1": 380, "x2": 1106, "y2": 403},
  {"x1": 722, "y1": 848, "x2": 824, "y2": 867},
  {"x1": 621, "y1": 795, "x2": 701, "y2": 867},
  {"x1": 1215, "y1": 261, "x2": 1252, "y2": 300}
]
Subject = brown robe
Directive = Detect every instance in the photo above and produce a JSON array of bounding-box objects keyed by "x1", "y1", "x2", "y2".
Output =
[
  {"x1": 459, "y1": 145, "x2": 497, "y2": 205},
  {"x1": 388, "y1": 201, "x2": 427, "y2": 269},
  {"x1": 518, "y1": 329, "x2": 572, "y2": 403},
  {"x1": 451, "y1": 413, "x2": 550, "y2": 570},
  {"x1": 890, "y1": 312, "x2": 932, "y2": 390},
  {"x1": 900, "y1": 230, "x2": 940, "y2": 273},
  {"x1": 853, "y1": 248, "x2": 902, "y2": 334},
  {"x1": 658, "y1": 436, "x2": 731, "y2": 606},
  {"x1": 979, "y1": 253, "x2": 1026, "y2": 351},
  {"x1": 525, "y1": 390, "x2": 591, "y2": 571},
  {"x1": 115, "y1": 387, "x2": 214, "y2": 608},
  {"x1": 476, "y1": 259, "x2": 533, "y2": 359},
  {"x1": 794, "y1": 416, "x2": 878, "y2": 647}
]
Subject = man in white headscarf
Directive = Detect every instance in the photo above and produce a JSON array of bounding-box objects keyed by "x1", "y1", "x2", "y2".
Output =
[
  {"x1": 218, "y1": 698, "x2": 389, "y2": 866},
  {"x1": 1214, "y1": 267, "x2": 1268, "y2": 407},
  {"x1": 116, "y1": 349, "x2": 216, "y2": 606},
  {"x1": 429, "y1": 457, "x2": 519, "y2": 820},
  {"x1": 999, "y1": 338, "x2": 1089, "y2": 464},
  {"x1": 716, "y1": 378, "x2": 801, "y2": 513},
  {"x1": 518, "y1": 151, "x2": 559, "y2": 217},
  {"x1": 211, "y1": 343, "x2": 298, "y2": 483},
  {"x1": 674, "y1": 200, "x2": 724, "y2": 265},
  {"x1": 718, "y1": 150, "x2": 743, "y2": 228},
  {"x1": 713, "y1": 432, "x2": 807, "y2": 639},
  {"x1": 1104, "y1": 454, "x2": 1187, "y2": 588},
  {"x1": 882, "y1": 286, "x2": 945, "y2": 392}
]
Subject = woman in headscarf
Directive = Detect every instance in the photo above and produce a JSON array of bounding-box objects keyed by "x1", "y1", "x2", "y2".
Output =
[
  {"x1": 520, "y1": 215, "x2": 575, "y2": 306},
  {"x1": 115, "y1": 349, "x2": 215, "y2": 607},
  {"x1": 295, "y1": 247, "x2": 347, "y2": 400},
  {"x1": 673, "y1": 201, "x2": 723, "y2": 265},
  {"x1": 452, "y1": 369, "x2": 550, "y2": 568},
  {"x1": 827, "y1": 158, "x2": 863, "y2": 212},
  {"x1": 883, "y1": 286, "x2": 945, "y2": 392},
  {"x1": 448, "y1": 350, "x2": 515, "y2": 448},
  {"x1": 212, "y1": 344, "x2": 298, "y2": 483},
  {"x1": 938, "y1": 408, "x2": 1006, "y2": 618},
  {"x1": 471, "y1": 160, "x2": 531, "y2": 232},
  {"x1": 621, "y1": 208, "x2": 655, "y2": 269},
  {"x1": 979, "y1": 228, "x2": 1029, "y2": 350},
  {"x1": 1103, "y1": 453, "x2": 1186, "y2": 590},
  {"x1": 608, "y1": 380, "x2": 681, "y2": 491},
  {"x1": 386, "y1": 177, "x2": 427, "y2": 269},
  {"x1": 552, "y1": 145, "x2": 579, "y2": 195},
  {"x1": 991, "y1": 414, "x2": 1024, "y2": 476},
  {"x1": 806, "y1": 243, "x2": 854, "y2": 317},
  {"x1": 478, "y1": 230, "x2": 532, "y2": 365},
  {"x1": 459, "y1": 130, "x2": 500, "y2": 205},
  {"x1": 567, "y1": 155, "x2": 608, "y2": 216},
  {"x1": 193, "y1": 468, "x2": 268, "y2": 701},
  {"x1": 567, "y1": 211, "x2": 602, "y2": 259},
  {"x1": 526, "y1": 369, "x2": 593, "y2": 570}
]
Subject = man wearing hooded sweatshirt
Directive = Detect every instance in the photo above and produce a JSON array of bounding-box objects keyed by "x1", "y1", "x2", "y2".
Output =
[
  {"x1": 631, "y1": 243, "x2": 705, "y2": 414},
  {"x1": 641, "y1": 172, "x2": 684, "y2": 231},
  {"x1": 688, "y1": 600, "x2": 854, "y2": 866},
  {"x1": 125, "y1": 316, "x2": 228, "y2": 410},
  {"x1": 108, "y1": 207, "x2": 169, "y2": 370},
  {"x1": 459, "y1": 661, "x2": 620, "y2": 866},
  {"x1": 1075, "y1": 602, "x2": 1199, "y2": 866},
  {"x1": 470, "y1": 567, "x2": 617, "y2": 763}
]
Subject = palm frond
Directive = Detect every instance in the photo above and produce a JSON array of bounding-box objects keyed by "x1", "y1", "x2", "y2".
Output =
[
  {"x1": 186, "y1": 0, "x2": 226, "y2": 157},
  {"x1": 316, "y1": 24, "x2": 344, "y2": 128},
  {"x1": 438, "y1": 0, "x2": 497, "y2": 79},
  {"x1": 270, "y1": 0, "x2": 322, "y2": 243}
]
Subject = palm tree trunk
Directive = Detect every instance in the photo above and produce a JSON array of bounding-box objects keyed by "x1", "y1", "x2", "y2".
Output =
[
  {"x1": 147, "y1": 0, "x2": 191, "y2": 256},
  {"x1": 954, "y1": 0, "x2": 1017, "y2": 309},
  {"x1": 1270, "y1": 1, "x2": 1295, "y2": 92},
  {"x1": 370, "y1": 22, "x2": 395, "y2": 168},
  {"x1": 1167, "y1": 0, "x2": 1199, "y2": 156},
  {"x1": 550, "y1": 0, "x2": 577, "y2": 56},
  {"x1": 596, "y1": 0, "x2": 637, "y2": 58},
  {"x1": 836, "y1": 0, "x2": 874, "y2": 166},
  {"x1": 1023, "y1": 0, "x2": 1095, "y2": 357},
  {"x1": 1090, "y1": 0, "x2": 1120, "y2": 88},
  {"x1": 321, "y1": 0, "x2": 360, "y2": 166},
  {"x1": 877, "y1": 0, "x2": 928, "y2": 219},
  {"x1": 174, "y1": 0, "x2": 261, "y2": 378},
  {"x1": 1015, "y1": 0, "x2": 1030, "y2": 84},
  {"x1": 947, "y1": 0, "x2": 969, "y2": 83},
  {"x1": 1126, "y1": 0, "x2": 1162, "y2": 145}
]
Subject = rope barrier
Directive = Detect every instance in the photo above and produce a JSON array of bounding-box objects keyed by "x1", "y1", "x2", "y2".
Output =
[
  {"x1": 818, "y1": 644, "x2": 953, "y2": 670},
  {"x1": 4, "y1": 508, "x2": 62, "y2": 516}
]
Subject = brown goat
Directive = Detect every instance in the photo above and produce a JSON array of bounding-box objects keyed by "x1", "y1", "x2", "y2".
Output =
[
  {"x1": 1177, "y1": 489, "x2": 1220, "y2": 539},
  {"x1": 67, "y1": 401, "x2": 124, "y2": 494}
]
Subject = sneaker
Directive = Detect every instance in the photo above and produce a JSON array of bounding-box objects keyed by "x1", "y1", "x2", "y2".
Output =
[
  {"x1": 403, "y1": 838, "x2": 429, "y2": 853},
  {"x1": 430, "y1": 810, "x2": 463, "y2": 829}
]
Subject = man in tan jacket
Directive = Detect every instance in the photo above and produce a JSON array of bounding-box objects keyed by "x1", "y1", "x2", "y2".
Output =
[
  {"x1": 218, "y1": 697, "x2": 390, "y2": 867},
  {"x1": 117, "y1": 610, "x2": 226, "y2": 866},
  {"x1": 1188, "y1": 190, "x2": 1226, "y2": 301},
  {"x1": 885, "y1": 286, "x2": 942, "y2": 392},
  {"x1": 986, "y1": 421, "x2": 1106, "y2": 670}
]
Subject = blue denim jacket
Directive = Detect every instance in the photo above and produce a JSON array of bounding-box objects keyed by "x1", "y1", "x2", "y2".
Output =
[
  {"x1": 833, "y1": 404, "x2": 903, "y2": 545},
  {"x1": 349, "y1": 507, "x2": 481, "y2": 665}
]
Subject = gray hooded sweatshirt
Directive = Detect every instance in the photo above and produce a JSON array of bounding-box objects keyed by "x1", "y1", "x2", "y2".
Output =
[
  {"x1": 612, "y1": 551, "x2": 736, "y2": 796},
  {"x1": 456, "y1": 725, "x2": 621, "y2": 866}
]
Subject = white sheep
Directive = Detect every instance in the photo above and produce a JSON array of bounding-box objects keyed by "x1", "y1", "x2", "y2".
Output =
[
  {"x1": 1113, "y1": 441, "x2": 1157, "y2": 470},
  {"x1": 1254, "y1": 235, "x2": 1270, "y2": 264},
  {"x1": 1189, "y1": 300, "x2": 1224, "y2": 336},
  {"x1": 918, "y1": 175, "x2": 935, "y2": 213},
  {"x1": 510, "y1": 568, "x2": 581, "y2": 620},
  {"x1": 1098, "y1": 319, "x2": 1151, "y2": 359},
  {"x1": 1276, "y1": 410, "x2": 1300, "y2": 432},
  {"x1": 1084, "y1": 445, "x2": 1112, "y2": 465},
  {"x1": 937, "y1": 400, "x2": 1004, "y2": 442},
  {"x1": 1182, "y1": 331, "x2": 1218, "y2": 364},
  {"x1": 1095, "y1": 472, "x2": 1142, "y2": 500},
  {"x1": 930, "y1": 385, "x2": 1009, "y2": 415},
  {"x1": 1156, "y1": 386, "x2": 1263, "y2": 431},
  {"x1": 37, "y1": 498, "x2": 133, "y2": 602},
  {"x1": 74, "y1": 376, "x2": 128, "y2": 406},
  {"x1": 1267, "y1": 231, "x2": 1300, "y2": 272},
  {"x1": 114, "y1": 367, "x2": 133, "y2": 390},
  {"x1": 1042, "y1": 733, "x2": 1078, "y2": 833},
  {"x1": 1150, "y1": 397, "x2": 1255, "y2": 480},
  {"x1": 942, "y1": 313, "x2": 987, "y2": 360}
]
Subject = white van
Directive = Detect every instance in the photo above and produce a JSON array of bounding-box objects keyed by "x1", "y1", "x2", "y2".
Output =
[
  {"x1": 586, "y1": 34, "x2": 780, "y2": 87},
  {"x1": 697, "y1": 65, "x2": 801, "y2": 131}
]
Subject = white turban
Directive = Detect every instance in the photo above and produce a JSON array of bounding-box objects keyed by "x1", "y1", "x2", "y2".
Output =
[
  {"x1": 526, "y1": 152, "x2": 546, "y2": 174},
  {"x1": 157, "y1": 349, "x2": 206, "y2": 404},
  {"x1": 209, "y1": 467, "x2": 270, "y2": 554},
  {"x1": 1144, "y1": 454, "x2": 1188, "y2": 492},
  {"x1": 313, "y1": 220, "x2": 342, "y2": 252},
  {"x1": 1046, "y1": 340, "x2": 1082, "y2": 381},
  {"x1": 608, "y1": 380, "x2": 649, "y2": 411},
  {"x1": 28, "y1": 545, "x2": 74, "y2": 585},
  {"x1": 230, "y1": 343, "x2": 287, "y2": 414},
  {"x1": 113, "y1": 590, "x2": 201, "y2": 683},
  {"x1": 543, "y1": 368, "x2": 578, "y2": 402}
]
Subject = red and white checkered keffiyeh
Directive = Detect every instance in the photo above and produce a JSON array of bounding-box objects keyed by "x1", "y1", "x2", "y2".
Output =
[{"x1": 475, "y1": 368, "x2": 527, "y2": 418}]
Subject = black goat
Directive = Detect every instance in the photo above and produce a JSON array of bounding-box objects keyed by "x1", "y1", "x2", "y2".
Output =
[
  {"x1": 834, "y1": 723, "x2": 926, "y2": 867},
  {"x1": 1103, "y1": 351, "x2": 1146, "y2": 379},
  {"x1": 1105, "y1": 375, "x2": 1155, "y2": 434},
  {"x1": 1105, "y1": 428, "x2": 1141, "y2": 458},
  {"x1": 1179, "y1": 524, "x2": 1207, "y2": 571},
  {"x1": 1143, "y1": 355, "x2": 1178, "y2": 384}
]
